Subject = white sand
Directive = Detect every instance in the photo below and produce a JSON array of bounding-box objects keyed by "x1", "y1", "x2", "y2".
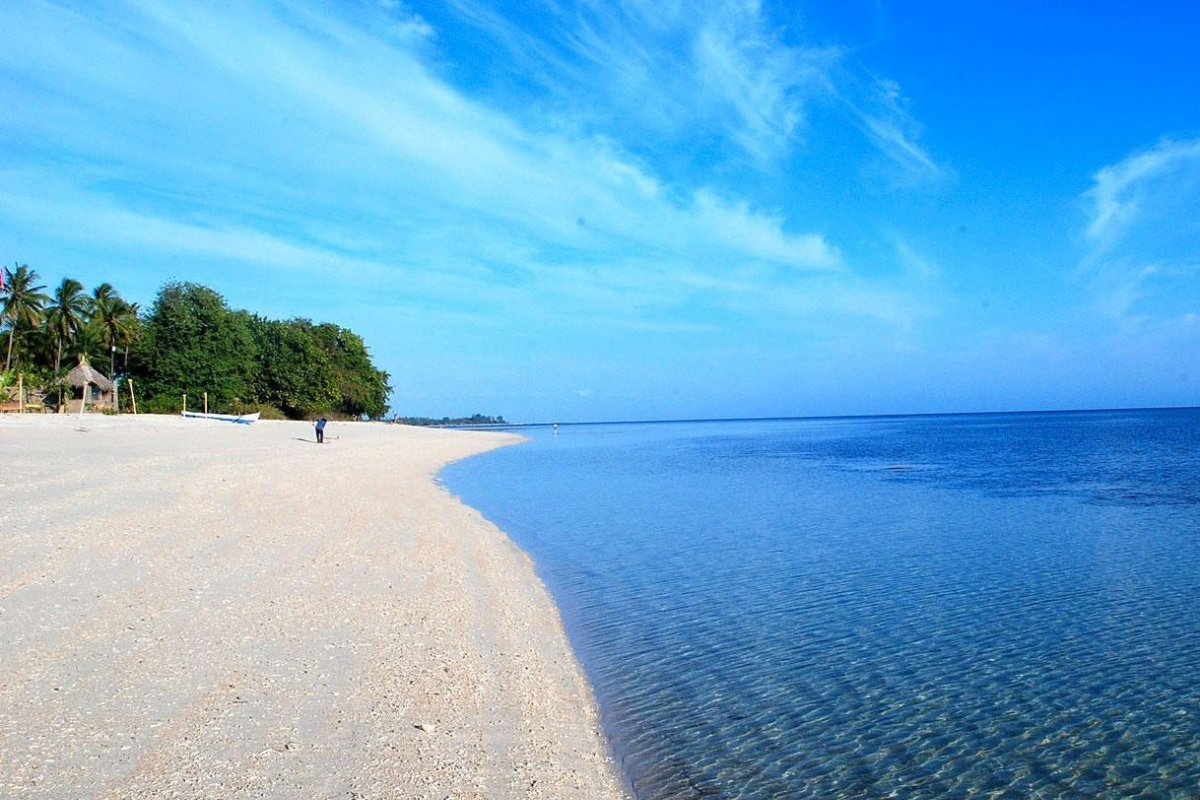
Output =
[{"x1": 0, "y1": 414, "x2": 629, "y2": 799}]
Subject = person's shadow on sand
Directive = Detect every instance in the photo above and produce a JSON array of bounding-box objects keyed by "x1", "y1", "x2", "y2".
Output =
[{"x1": 293, "y1": 438, "x2": 321, "y2": 444}]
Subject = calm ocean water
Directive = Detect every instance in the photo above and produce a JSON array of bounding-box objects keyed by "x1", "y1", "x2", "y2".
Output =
[{"x1": 441, "y1": 409, "x2": 1200, "y2": 799}]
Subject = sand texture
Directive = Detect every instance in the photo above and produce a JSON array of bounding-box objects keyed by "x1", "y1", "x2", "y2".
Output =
[{"x1": 0, "y1": 414, "x2": 628, "y2": 799}]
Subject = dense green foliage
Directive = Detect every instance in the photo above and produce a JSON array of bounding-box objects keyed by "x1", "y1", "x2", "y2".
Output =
[
  {"x1": 247, "y1": 316, "x2": 339, "y2": 418},
  {"x1": 133, "y1": 282, "x2": 392, "y2": 418},
  {"x1": 134, "y1": 282, "x2": 256, "y2": 413},
  {"x1": 1, "y1": 270, "x2": 392, "y2": 419},
  {"x1": 302, "y1": 321, "x2": 391, "y2": 419}
]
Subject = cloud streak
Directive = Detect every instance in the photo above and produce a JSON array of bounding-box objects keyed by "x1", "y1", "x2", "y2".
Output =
[
  {"x1": 431, "y1": 0, "x2": 943, "y2": 182},
  {"x1": 439, "y1": 0, "x2": 835, "y2": 164},
  {"x1": 849, "y1": 76, "x2": 948, "y2": 185},
  {"x1": 1079, "y1": 137, "x2": 1200, "y2": 326}
]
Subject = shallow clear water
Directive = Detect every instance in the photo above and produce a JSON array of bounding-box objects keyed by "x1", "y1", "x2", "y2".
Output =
[{"x1": 441, "y1": 409, "x2": 1200, "y2": 799}]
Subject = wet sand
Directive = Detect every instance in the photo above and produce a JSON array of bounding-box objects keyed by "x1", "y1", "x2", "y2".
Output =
[{"x1": 0, "y1": 414, "x2": 628, "y2": 799}]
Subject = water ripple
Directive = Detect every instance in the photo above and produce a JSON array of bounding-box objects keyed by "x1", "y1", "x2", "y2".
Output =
[{"x1": 445, "y1": 410, "x2": 1200, "y2": 799}]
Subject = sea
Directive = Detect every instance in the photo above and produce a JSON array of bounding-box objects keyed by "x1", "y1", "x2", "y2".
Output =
[{"x1": 440, "y1": 408, "x2": 1200, "y2": 800}]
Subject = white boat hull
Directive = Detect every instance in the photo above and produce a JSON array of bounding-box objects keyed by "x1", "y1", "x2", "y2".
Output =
[{"x1": 182, "y1": 410, "x2": 260, "y2": 424}]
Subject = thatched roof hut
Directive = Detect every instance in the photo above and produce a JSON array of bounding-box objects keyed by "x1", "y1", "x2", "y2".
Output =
[
  {"x1": 66, "y1": 358, "x2": 115, "y2": 411},
  {"x1": 68, "y1": 359, "x2": 115, "y2": 393}
]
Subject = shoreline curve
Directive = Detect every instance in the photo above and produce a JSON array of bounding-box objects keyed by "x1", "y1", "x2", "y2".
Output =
[{"x1": 0, "y1": 414, "x2": 630, "y2": 799}]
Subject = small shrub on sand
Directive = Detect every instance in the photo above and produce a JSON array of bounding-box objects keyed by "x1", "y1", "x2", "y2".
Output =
[{"x1": 254, "y1": 405, "x2": 288, "y2": 421}]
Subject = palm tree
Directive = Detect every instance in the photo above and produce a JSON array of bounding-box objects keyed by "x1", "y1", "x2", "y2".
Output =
[
  {"x1": 2, "y1": 263, "x2": 50, "y2": 371},
  {"x1": 69, "y1": 324, "x2": 104, "y2": 368},
  {"x1": 91, "y1": 282, "x2": 124, "y2": 377},
  {"x1": 117, "y1": 301, "x2": 141, "y2": 371},
  {"x1": 44, "y1": 277, "x2": 90, "y2": 375}
]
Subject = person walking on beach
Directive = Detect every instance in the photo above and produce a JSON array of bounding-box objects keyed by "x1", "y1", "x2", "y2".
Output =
[{"x1": 315, "y1": 416, "x2": 327, "y2": 444}]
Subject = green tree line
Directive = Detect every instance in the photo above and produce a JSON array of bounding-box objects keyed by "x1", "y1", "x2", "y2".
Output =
[{"x1": 1, "y1": 265, "x2": 391, "y2": 419}]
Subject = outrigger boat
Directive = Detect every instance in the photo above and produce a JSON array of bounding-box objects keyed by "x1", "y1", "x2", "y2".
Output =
[{"x1": 181, "y1": 410, "x2": 260, "y2": 424}]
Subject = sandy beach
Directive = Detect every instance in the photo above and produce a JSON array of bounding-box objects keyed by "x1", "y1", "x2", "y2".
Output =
[{"x1": 0, "y1": 414, "x2": 628, "y2": 799}]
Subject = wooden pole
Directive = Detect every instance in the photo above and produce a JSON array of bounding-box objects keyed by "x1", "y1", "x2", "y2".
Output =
[
  {"x1": 128, "y1": 378, "x2": 138, "y2": 414},
  {"x1": 203, "y1": 391, "x2": 208, "y2": 415},
  {"x1": 76, "y1": 378, "x2": 88, "y2": 426},
  {"x1": 183, "y1": 393, "x2": 187, "y2": 415},
  {"x1": 17, "y1": 372, "x2": 22, "y2": 413}
]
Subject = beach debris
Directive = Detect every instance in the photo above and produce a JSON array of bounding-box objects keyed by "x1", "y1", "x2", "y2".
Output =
[{"x1": 414, "y1": 722, "x2": 437, "y2": 733}]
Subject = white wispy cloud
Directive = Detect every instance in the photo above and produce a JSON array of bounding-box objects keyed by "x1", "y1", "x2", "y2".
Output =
[
  {"x1": 1083, "y1": 137, "x2": 1200, "y2": 250},
  {"x1": 438, "y1": 0, "x2": 923, "y2": 172},
  {"x1": 890, "y1": 238, "x2": 939, "y2": 282},
  {"x1": 840, "y1": 74, "x2": 947, "y2": 186},
  {"x1": 1079, "y1": 137, "x2": 1200, "y2": 326},
  {"x1": 438, "y1": 0, "x2": 947, "y2": 189},
  {"x1": 0, "y1": 173, "x2": 397, "y2": 284}
]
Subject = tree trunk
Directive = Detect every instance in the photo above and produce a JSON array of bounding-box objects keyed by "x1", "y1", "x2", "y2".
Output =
[
  {"x1": 54, "y1": 340, "x2": 63, "y2": 412},
  {"x1": 4, "y1": 326, "x2": 13, "y2": 372}
]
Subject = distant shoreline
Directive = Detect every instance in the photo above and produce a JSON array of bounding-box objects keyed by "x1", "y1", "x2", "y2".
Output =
[{"x1": 444, "y1": 403, "x2": 1200, "y2": 430}]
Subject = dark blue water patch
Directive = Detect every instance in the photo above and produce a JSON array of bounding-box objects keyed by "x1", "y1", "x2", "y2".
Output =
[
  {"x1": 441, "y1": 409, "x2": 1200, "y2": 799},
  {"x1": 698, "y1": 410, "x2": 1200, "y2": 508}
]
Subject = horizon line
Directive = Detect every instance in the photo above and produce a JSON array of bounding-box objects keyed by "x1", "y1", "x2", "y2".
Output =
[{"x1": 443, "y1": 403, "x2": 1200, "y2": 429}]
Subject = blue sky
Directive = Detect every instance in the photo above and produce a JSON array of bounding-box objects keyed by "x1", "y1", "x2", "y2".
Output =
[{"x1": 2, "y1": 0, "x2": 1199, "y2": 421}]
